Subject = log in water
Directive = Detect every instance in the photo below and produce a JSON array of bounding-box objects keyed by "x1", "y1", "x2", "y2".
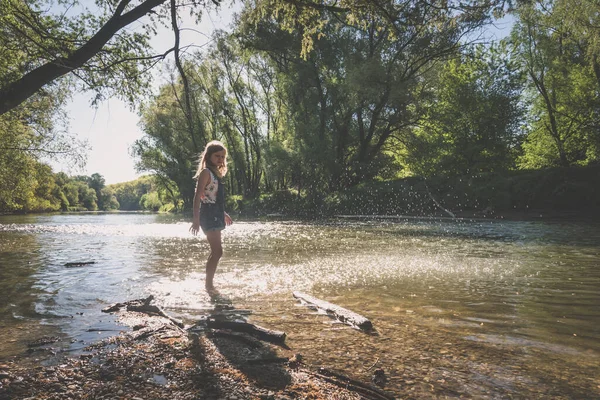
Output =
[{"x1": 293, "y1": 291, "x2": 373, "y2": 330}]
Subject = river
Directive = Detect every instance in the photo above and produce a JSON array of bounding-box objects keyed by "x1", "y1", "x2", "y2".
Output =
[{"x1": 1, "y1": 213, "x2": 599, "y2": 397}]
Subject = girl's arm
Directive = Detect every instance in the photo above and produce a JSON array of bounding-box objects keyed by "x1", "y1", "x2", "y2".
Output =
[
  {"x1": 224, "y1": 211, "x2": 233, "y2": 226},
  {"x1": 190, "y1": 169, "x2": 211, "y2": 235}
]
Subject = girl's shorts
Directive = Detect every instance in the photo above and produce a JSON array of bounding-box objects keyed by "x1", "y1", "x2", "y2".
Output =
[{"x1": 199, "y1": 203, "x2": 225, "y2": 233}]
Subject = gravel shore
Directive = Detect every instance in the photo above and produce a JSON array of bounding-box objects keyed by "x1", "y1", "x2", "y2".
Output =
[{"x1": 0, "y1": 305, "x2": 392, "y2": 400}]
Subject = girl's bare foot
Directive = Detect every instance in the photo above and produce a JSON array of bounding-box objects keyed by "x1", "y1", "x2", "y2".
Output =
[{"x1": 206, "y1": 286, "x2": 220, "y2": 296}]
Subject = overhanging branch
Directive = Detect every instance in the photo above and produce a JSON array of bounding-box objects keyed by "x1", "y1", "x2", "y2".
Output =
[{"x1": 0, "y1": 0, "x2": 168, "y2": 116}]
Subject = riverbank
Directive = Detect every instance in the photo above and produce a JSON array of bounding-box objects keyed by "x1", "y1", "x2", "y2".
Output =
[
  {"x1": 1, "y1": 296, "x2": 599, "y2": 399},
  {"x1": 0, "y1": 302, "x2": 392, "y2": 400},
  {"x1": 232, "y1": 165, "x2": 600, "y2": 221}
]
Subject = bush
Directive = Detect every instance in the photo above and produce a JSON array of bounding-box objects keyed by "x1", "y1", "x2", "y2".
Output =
[{"x1": 232, "y1": 165, "x2": 600, "y2": 218}]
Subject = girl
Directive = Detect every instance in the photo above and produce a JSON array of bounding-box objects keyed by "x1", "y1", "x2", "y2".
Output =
[{"x1": 190, "y1": 140, "x2": 233, "y2": 293}]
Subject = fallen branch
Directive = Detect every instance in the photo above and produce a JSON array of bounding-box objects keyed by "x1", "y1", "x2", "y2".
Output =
[
  {"x1": 102, "y1": 296, "x2": 184, "y2": 328},
  {"x1": 367, "y1": 357, "x2": 380, "y2": 371},
  {"x1": 307, "y1": 368, "x2": 395, "y2": 400},
  {"x1": 292, "y1": 292, "x2": 373, "y2": 331},
  {"x1": 245, "y1": 357, "x2": 290, "y2": 365},
  {"x1": 206, "y1": 330, "x2": 262, "y2": 349},
  {"x1": 205, "y1": 319, "x2": 287, "y2": 345},
  {"x1": 133, "y1": 325, "x2": 170, "y2": 341}
]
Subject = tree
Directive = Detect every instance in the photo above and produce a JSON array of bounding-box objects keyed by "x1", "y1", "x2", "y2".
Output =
[
  {"x1": 139, "y1": 191, "x2": 163, "y2": 210},
  {"x1": 87, "y1": 173, "x2": 107, "y2": 209},
  {"x1": 0, "y1": 82, "x2": 84, "y2": 211},
  {"x1": 552, "y1": 0, "x2": 600, "y2": 90},
  {"x1": 0, "y1": 0, "x2": 184, "y2": 116},
  {"x1": 244, "y1": 0, "x2": 510, "y2": 60},
  {"x1": 78, "y1": 184, "x2": 98, "y2": 210},
  {"x1": 404, "y1": 44, "x2": 525, "y2": 177},
  {"x1": 212, "y1": 33, "x2": 265, "y2": 197},
  {"x1": 109, "y1": 176, "x2": 153, "y2": 210},
  {"x1": 132, "y1": 0, "x2": 513, "y2": 208},
  {"x1": 28, "y1": 163, "x2": 61, "y2": 212},
  {"x1": 99, "y1": 187, "x2": 121, "y2": 210},
  {"x1": 133, "y1": 74, "x2": 200, "y2": 209},
  {"x1": 511, "y1": 1, "x2": 600, "y2": 168},
  {"x1": 240, "y1": 0, "x2": 506, "y2": 191}
]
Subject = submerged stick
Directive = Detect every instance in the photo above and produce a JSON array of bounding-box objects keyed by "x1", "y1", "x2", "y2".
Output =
[
  {"x1": 64, "y1": 261, "x2": 96, "y2": 267},
  {"x1": 312, "y1": 367, "x2": 395, "y2": 400},
  {"x1": 292, "y1": 292, "x2": 373, "y2": 331}
]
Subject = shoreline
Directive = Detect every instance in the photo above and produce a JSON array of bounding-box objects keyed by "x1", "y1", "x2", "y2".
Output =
[
  {"x1": 0, "y1": 306, "x2": 392, "y2": 400},
  {"x1": 1, "y1": 297, "x2": 599, "y2": 399},
  {"x1": 2, "y1": 208, "x2": 599, "y2": 223}
]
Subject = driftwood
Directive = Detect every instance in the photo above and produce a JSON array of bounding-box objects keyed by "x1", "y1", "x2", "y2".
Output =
[
  {"x1": 244, "y1": 356, "x2": 290, "y2": 365},
  {"x1": 205, "y1": 318, "x2": 287, "y2": 345},
  {"x1": 64, "y1": 261, "x2": 96, "y2": 267},
  {"x1": 293, "y1": 291, "x2": 373, "y2": 331},
  {"x1": 206, "y1": 330, "x2": 263, "y2": 348},
  {"x1": 104, "y1": 297, "x2": 286, "y2": 345},
  {"x1": 102, "y1": 295, "x2": 184, "y2": 328}
]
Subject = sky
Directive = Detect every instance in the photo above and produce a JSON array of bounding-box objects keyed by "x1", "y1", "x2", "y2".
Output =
[
  {"x1": 51, "y1": 5, "x2": 513, "y2": 185},
  {"x1": 50, "y1": 3, "x2": 238, "y2": 184}
]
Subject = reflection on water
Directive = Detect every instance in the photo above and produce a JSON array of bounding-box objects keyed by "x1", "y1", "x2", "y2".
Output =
[{"x1": 1, "y1": 213, "x2": 599, "y2": 395}]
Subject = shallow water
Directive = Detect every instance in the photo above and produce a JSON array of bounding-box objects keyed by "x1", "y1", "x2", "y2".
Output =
[{"x1": 1, "y1": 213, "x2": 599, "y2": 396}]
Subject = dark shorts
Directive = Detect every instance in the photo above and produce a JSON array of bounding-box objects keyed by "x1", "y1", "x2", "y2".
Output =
[{"x1": 199, "y1": 202, "x2": 225, "y2": 234}]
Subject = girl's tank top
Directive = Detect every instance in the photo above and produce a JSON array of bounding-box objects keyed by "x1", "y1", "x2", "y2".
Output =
[{"x1": 201, "y1": 169, "x2": 219, "y2": 204}]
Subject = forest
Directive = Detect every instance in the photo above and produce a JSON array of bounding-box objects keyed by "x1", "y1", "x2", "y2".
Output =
[{"x1": 1, "y1": 0, "x2": 599, "y2": 217}]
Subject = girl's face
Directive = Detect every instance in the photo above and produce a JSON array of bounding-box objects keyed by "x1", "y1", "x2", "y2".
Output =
[{"x1": 209, "y1": 150, "x2": 226, "y2": 167}]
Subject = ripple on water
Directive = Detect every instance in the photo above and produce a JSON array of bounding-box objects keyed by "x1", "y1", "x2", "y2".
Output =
[
  {"x1": 464, "y1": 334, "x2": 588, "y2": 356},
  {"x1": 1, "y1": 214, "x2": 600, "y2": 396}
]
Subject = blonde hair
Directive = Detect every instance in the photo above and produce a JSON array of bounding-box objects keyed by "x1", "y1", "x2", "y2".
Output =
[{"x1": 193, "y1": 140, "x2": 228, "y2": 179}]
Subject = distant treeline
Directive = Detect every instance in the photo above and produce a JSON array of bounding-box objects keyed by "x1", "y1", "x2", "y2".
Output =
[
  {"x1": 0, "y1": 171, "x2": 177, "y2": 214},
  {"x1": 1, "y1": 164, "x2": 598, "y2": 217}
]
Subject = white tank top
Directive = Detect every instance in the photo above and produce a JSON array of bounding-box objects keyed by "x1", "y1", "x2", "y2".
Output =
[{"x1": 201, "y1": 169, "x2": 219, "y2": 204}]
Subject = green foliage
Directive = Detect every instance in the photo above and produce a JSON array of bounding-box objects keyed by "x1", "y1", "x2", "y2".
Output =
[
  {"x1": 239, "y1": 0, "x2": 509, "y2": 191},
  {"x1": 225, "y1": 195, "x2": 244, "y2": 213},
  {"x1": 108, "y1": 176, "x2": 153, "y2": 211},
  {"x1": 139, "y1": 192, "x2": 163, "y2": 211},
  {"x1": 99, "y1": 187, "x2": 120, "y2": 211},
  {"x1": 0, "y1": 0, "x2": 180, "y2": 113},
  {"x1": 27, "y1": 163, "x2": 61, "y2": 212},
  {"x1": 404, "y1": 44, "x2": 525, "y2": 177},
  {"x1": 5, "y1": 0, "x2": 600, "y2": 217},
  {"x1": 511, "y1": 1, "x2": 600, "y2": 168},
  {"x1": 245, "y1": 0, "x2": 506, "y2": 60},
  {"x1": 0, "y1": 77, "x2": 84, "y2": 212},
  {"x1": 133, "y1": 77, "x2": 201, "y2": 210}
]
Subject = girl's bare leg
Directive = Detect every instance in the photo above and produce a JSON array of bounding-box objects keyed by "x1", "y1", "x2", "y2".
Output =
[{"x1": 205, "y1": 230, "x2": 223, "y2": 292}]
